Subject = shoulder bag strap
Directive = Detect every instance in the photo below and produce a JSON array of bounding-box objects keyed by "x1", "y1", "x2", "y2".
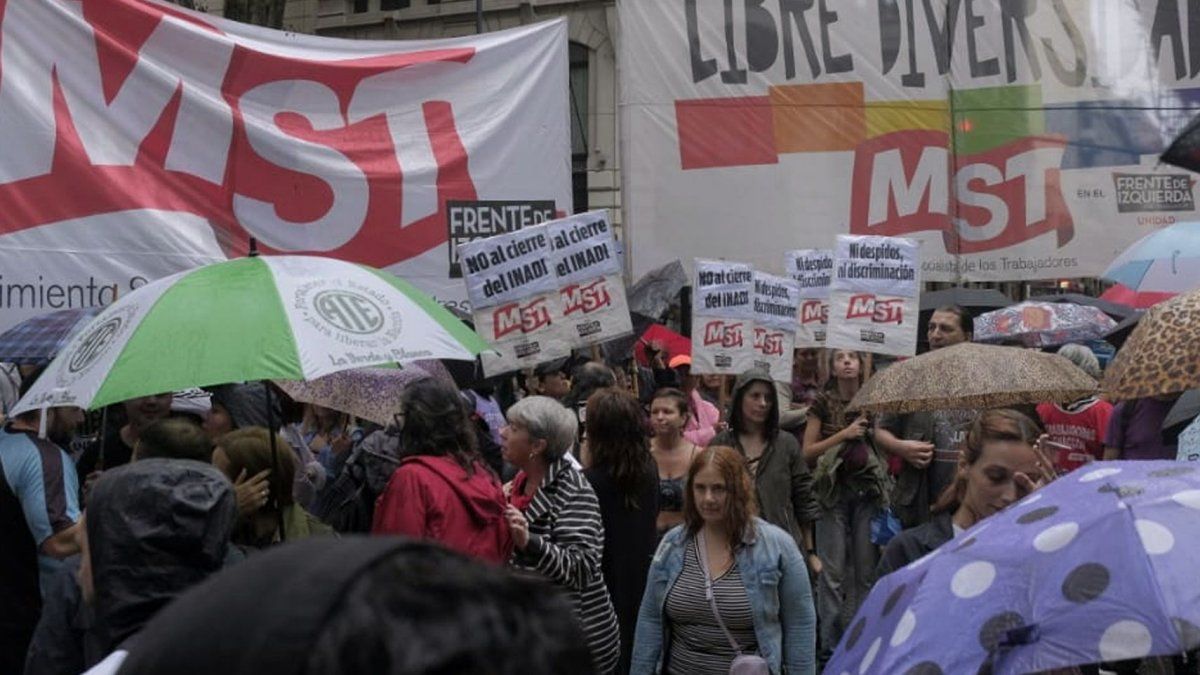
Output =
[{"x1": 695, "y1": 530, "x2": 743, "y2": 654}]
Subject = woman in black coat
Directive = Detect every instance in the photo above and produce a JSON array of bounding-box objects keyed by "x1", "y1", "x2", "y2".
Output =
[{"x1": 582, "y1": 387, "x2": 658, "y2": 675}]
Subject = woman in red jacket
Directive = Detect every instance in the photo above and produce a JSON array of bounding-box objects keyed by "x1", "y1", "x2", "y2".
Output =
[{"x1": 372, "y1": 379, "x2": 512, "y2": 564}]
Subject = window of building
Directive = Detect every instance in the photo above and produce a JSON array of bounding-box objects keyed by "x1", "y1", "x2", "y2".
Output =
[
  {"x1": 380, "y1": 0, "x2": 409, "y2": 9},
  {"x1": 569, "y1": 42, "x2": 589, "y2": 213},
  {"x1": 352, "y1": 0, "x2": 369, "y2": 13}
]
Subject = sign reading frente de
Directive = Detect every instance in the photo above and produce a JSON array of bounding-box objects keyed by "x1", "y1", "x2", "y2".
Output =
[
  {"x1": 751, "y1": 271, "x2": 800, "y2": 382},
  {"x1": 691, "y1": 259, "x2": 755, "y2": 375},
  {"x1": 826, "y1": 235, "x2": 921, "y2": 357},
  {"x1": 785, "y1": 249, "x2": 833, "y2": 348}
]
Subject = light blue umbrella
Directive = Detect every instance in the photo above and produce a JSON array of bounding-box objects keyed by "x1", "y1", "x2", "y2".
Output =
[{"x1": 1103, "y1": 221, "x2": 1200, "y2": 293}]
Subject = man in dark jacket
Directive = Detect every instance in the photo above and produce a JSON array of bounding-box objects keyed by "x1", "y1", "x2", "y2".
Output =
[{"x1": 873, "y1": 306, "x2": 973, "y2": 528}]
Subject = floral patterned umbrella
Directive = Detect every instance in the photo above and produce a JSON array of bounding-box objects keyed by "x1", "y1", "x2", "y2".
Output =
[
  {"x1": 974, "y1": 302, "x2": 1117, "y2": 348},
  {"x1": 274, "y1": 361, "x2": 454, "y2": 426}
]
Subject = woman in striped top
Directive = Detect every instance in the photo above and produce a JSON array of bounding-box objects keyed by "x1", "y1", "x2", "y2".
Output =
[
  {"x1": 631, "y1": 446, "x2": 816, "y2": 675},
  {"x1": 501, "y1": 395, "x2": 621, "y2": 674}
]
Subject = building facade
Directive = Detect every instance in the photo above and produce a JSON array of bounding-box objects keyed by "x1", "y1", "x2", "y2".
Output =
[{"x1": 277, "y1": 0, "x2": 621, "y2": 227}]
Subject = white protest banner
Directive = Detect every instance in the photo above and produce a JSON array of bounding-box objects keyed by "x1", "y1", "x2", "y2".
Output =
[
  {"x1": 473, "y1": 292, "x2": 571, "y2": 376},
  {"x1": 751, "y1": 272, "x2": 800, "y2": 382},
  {"x1": 827, "y1": 236, "x2": 921, "y2": 357},
  {"x1": 785, "y1": 249, "x2": 833, "y2": 348},
  {"x1": 621, "y1": 1, "x2": 1200, "y2": 287},
  {"x1": 548, "y1": 211, "x2": 633, "y2": 346},
  {"x1": 458, "y1": 225, "x2": 556, "y2": 310},
  {"x1": 691, "y1": 259, "x2": 754, "y2": 375},
  {"x1": 0, "y1": 3, "x2": 571, "y2": 333}
]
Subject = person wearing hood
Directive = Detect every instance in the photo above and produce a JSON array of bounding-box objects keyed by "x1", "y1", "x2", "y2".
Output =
[
  {"x1": 206, "y1": 383, "x2": 326, "y2": 509},
  {"x1": 74, "y1": 459, "x2": 237, "y2": 673},
  {"x1": 711, "y1": 368, "x2": 822, "y2": 577},
  {"x1": 25, "y1": 418, "x2": 233, "y2": 675},
  {"x1": 105, "y1": 537, "x2": 594, "y2": 675},
  {"x1": 371, "y1": 379, "x2": 512, "y2": 564}
]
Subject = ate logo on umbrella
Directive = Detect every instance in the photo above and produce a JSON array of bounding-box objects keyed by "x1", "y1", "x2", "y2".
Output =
[
  {"x1": 313, "y1": 290, "x2": 386, "y2": 335},
  {"x1": 296, "y1": 280, "x2": 403, "y2": 349},
  {"x1": 59, "y1": 305, "x2": 138, "y2": 385}
]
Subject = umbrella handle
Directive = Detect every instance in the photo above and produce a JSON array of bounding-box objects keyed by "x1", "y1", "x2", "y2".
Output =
[{"x1": 265, "y1": 382, "x2": 286, "y2": 543}]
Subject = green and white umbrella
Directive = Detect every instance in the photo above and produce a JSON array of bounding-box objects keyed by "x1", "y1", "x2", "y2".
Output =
[{"x1": 13, "y1": 255, "x2": 488, "y2": 415}]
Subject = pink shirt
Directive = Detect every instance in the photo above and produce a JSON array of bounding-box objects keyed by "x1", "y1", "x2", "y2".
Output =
[{"x1": 683, "y1": 390, "x2": 721, "y2": 446}]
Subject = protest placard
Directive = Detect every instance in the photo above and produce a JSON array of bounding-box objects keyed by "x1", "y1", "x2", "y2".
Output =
[
  {"x1": 459, "y1": 224, "x2": 572, "y2": 375},
  {"x1": 751, "y1": 272, "x2": 800, "y2": 382},
  {"x1": 785, "y1": 249, "x2": 833, "y2": 348},
  {"x1": 458, "y1": 224, "x2": 558, "y2": 310},
  {"x1": 826, "y1": 235, "x2": 921, "y2": 357},
  {"x1": 473, "y1": 291, "x2": 572, "y2": 376},
  {"x1": 548, "y1": 211, "x2": 632, "y2": 347},
  {"x1": 691, "y1": 259, "x2": 755, "y2": 375}
]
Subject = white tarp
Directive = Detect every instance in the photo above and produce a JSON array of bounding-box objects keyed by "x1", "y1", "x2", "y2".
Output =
[{"x1": 0, "y1": 1, "x2": 571, "y2": 332}]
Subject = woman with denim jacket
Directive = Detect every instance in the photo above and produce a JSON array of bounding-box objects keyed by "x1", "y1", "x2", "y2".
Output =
[{"x1": 630, "y1": 446, "x2": 816, "y2": 675}]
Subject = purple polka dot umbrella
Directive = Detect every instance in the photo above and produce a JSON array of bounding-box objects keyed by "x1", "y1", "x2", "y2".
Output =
[{"x1": 825, "y1": 461, "x2": 1200, "y2": 675}]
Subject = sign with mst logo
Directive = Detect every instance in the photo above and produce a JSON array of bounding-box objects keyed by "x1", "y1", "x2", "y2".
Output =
[
  {"x1": 0, "y1": 1, "x2": 570, "y2": 333},
  {"x1": 750, "y1": 271, "x2": 799, "y2": 382},
  {"x1": 827, "y1": 235, "x2": 921, "y2": 357},
  {"x1": 691, "y1": 259, "x2": 755, "y2": 375},
  {"x1": 785, "y1": 249, "x2": 833, "y2": 347},
  {"x1": 548, "y1": 211, "x2": 632, "y2": 348}
]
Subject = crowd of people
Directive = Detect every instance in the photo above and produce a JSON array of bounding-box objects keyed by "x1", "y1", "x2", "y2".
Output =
[{"x1": 0, "y1": 301, "x2": 1188, "y2": 675}]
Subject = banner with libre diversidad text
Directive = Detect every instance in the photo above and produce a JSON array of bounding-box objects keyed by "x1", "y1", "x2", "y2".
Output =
[
  {"x1": 620, "y1": 0, "x2": 1200, "y2": 285},
  {"x1": 0, "y1": 1, "x2": 571, "y2": 333},
  {"x1": 826, "y1": 235, "x2": 921, "y2": 357}
]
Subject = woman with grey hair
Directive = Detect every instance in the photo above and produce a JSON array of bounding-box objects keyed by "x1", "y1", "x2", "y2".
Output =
[
  {"x1": 1036, "y1": 343, "x2": 1113, "y2": 474},
  {"x1": 501, "y1": 396, "x2": 621, "y2": 674}
]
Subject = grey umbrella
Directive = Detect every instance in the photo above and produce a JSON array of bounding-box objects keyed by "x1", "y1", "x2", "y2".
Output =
[{"x1": 1163, "y1": 389, "x2": 1200, "y2": 430}]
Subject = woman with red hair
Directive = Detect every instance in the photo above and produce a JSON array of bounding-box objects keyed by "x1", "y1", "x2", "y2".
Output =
[{"x1": 630, "y1": 446, "x2": 816, "y2": 675}]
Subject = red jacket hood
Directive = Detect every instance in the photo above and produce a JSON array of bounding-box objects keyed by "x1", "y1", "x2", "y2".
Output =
[{"x1": 400, "y1": 455, "x2": 506, "y2": 526}]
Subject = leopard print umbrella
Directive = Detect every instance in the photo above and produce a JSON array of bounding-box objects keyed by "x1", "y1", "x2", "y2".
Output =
[
  {"x1": 1103, "y1": 289, "x2": 1200, "y2": 400},
  {"x1": 847, "y1": 342, "x2": 1097, "y2": 414}
]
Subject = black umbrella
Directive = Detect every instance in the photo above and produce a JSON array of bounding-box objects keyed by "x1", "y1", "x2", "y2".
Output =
[
  {"x1": 1161, "y1": 112, "x2": 1200, "y2": 173},
  {"x1": 1026, "y1": 293, "x2": 1136, "y2": 321},
  {"x1": 1163, "y1": 389, "x2": 1200, "y2": 430},
  {"x1": 1103, "y1": 311, "x2": 1144, "y2": 350},
  {"x1": 919, "y1": 287, "x2": 1012, "y2": 311}
]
